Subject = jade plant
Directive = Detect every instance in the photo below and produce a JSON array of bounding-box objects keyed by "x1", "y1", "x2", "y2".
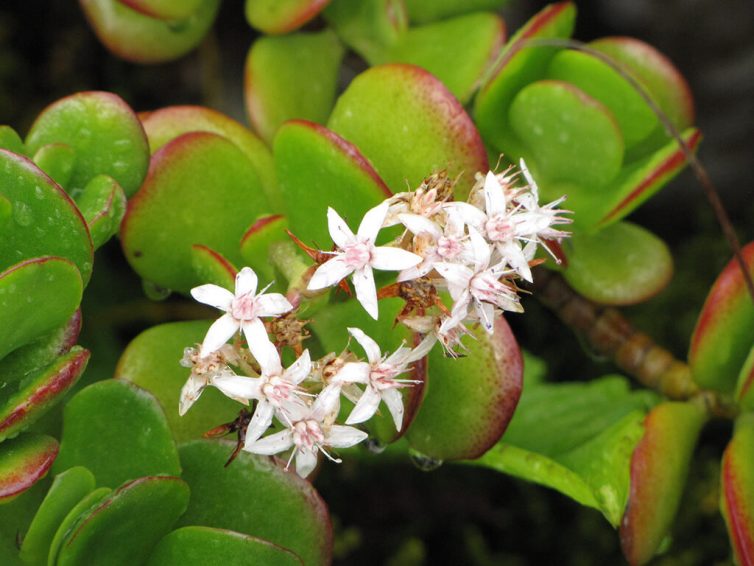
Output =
[{"x1": 0, "y1": 1, "x2": 752, "y2": 564}]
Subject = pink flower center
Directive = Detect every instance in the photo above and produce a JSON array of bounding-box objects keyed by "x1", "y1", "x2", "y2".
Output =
[
  {"x1": 470, "y1": 272, "x2": 504, "y2": 303},
  {"x1": 371, "y1": 364, "x2": 401, "y2": 390},
  {"x1": 437, "y1": 236, "x2": 462, "y2": 259},
  {"x1": 485, "y1": 214, "x2": 513, "y2": 242},
  {"x1": 231, "y1": 293, "x2": 256, "y2": 320},
  {"x1": 262, "y1": 376, "x2": 294, "y2": 406},
  {"x1": 293, "y1": 419, "x2": 325, "y2": 450},
  {"x1": 344, "y1": 241, "x2": 372, "y2": 269}
]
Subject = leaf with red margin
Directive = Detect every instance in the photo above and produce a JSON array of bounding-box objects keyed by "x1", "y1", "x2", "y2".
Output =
[
  {"x1": 274, "y1": 120, "x2": 391, "y2": 248},
  {"x1": 75, "y1": 174, "x2": 127, "y2": 250},
  {"x1": 240, "y1": 215, "x2": 289, "y2": 283},
  {"x1": 328, "y1": 64, "x2": 489, "y2": 199},
  {"x1": 32, "y1": 143, "x2": 76, "y2": 188},
  {"x1": 244, "y1": 0, "x2": 330, "y2": 35},
  {"x1": 620, "y1": 402, "x2": 706, "y2": 566},
  {"x1": 140, "y1": 105, "x2": 278, "y2": 212},
  {"x1": 190, "y1": 245, "x2": 237, "y2": 291},
  {"x1": 121, "y1": 132, "x2": 268, "y2": 294},
  {"x1": 47, "y1": 487, "x2": 112, "y2": 566},
  {"x1": 689, "y1": 242, "x2": 754, "y2": 393},
  {"x1": 118, "y1": 0, "x2": 203, "y2": 21},
  {"x1": 405, "y1": 0, "x2": 508, "y2": 24},
  {"x1": 0, "y1": 433, "x2": 58, "y2": 503},
  {"x1": 406, "y1": 317, "x2": 523, "y2": 460},
  {"x1": 79, "y1": 0, "x2": 220, "y2": 64},
  {"x1": 178, "y1": 439, "x2": 332, "y2": 566},
  {"x1": 735, "y1": 346, "x2": 754, "y2": 411},
  {"x1": 0, "y1": 347, "x2": 89, "y2": 443},
  {"x1": 721, "y1": 413, "x2": 754, "y2": 566},
  {"x1": 245, "y1": 30, "x2": 344, "y2": 145}
]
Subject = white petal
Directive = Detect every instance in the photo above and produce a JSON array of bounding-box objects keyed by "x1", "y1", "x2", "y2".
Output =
[
  {"x1": 348, "y1": 327, "x2": 382, "y2": 364},
  {"x1": 242, "y1": 318, "x2": 281, "y2": 374},
  {"x1": 307, "y1": 256, "x2": 354, "y2": 290},
  {"x1": 178, "y1": 374, "x2": 204, "y2": 416},
  {"x1": 295, "y1": 449, "x2": 318, "y2": 478},
  {"x1": 381, "y1": 387, "x2": 405, "y2": 431},
  {"x1": 434, "y1": 262, "x2": 473, "y2": 289},
  {"x1": 244, "y1": 429, "x2": 293, "y2": 455},
  {"x1": 396, "y1": 261, "x2": 434, "y2": 283},
  {"x1": 353, "y1": 266, "x2": 379, "y2": 320},
  {"x1": 345, "y1": 386, "x2": 382, "y2": 425},
  {"x1": 212, "y1": 375, "x2": 261, "y2": 401},
  {"x1": 398, "y1": 213, "x2": 443, "y2": 238},
  {"x1": 255, "y1": 293, "x2": 293, "y2": 317},
  {"x1": 200, "y1": 313, "x2": 239, "y2": 357},
  {"x1": 285, "y1": 350, "x2": 312, "y2": 385},
  {"x1": 190, "y1": 284, "x2": 234, "y2": 311},
  {"x1": 243, "y1": 401, "x2": 275, "y2": 446},
  {"x1": 332, "y1": 362, "x2": 371, "y2": 385},
  {"x1": 235, "y1": 267, "x2": 258, "y2": 297},
  {"x1": 405, "y1": 333, "x2": 436, "y2": 363},
  {"x1": 311, "y1": 384, "x2": 342, "y2": 420},
  {"x1": 483, "y1": 171, "x2": 507, "y2": 216},
  {"x1": 357, "y1": 201, "x2": 389, "y2": 242},
  {"x1": 326, "y1": 424, "x2": 369, "y2": 448},
  {"x1": 468, "y1": 226, "x2": 491, "y2": 270},
  {"x1": 474, "y1": 301, "x2": 496, "y2": 333},
  {"x1": 445, "y1": 201, "x2": 486, "y2": 229},
  {"x1": 498, "y1": 240, "x2": 532, "y2": 283},
  {"x1": 519, "y1": 158, "x2": 539, "y2": 198},
  {"x1": 370, "y1": 246, "x2": 422, "y2": 271},
  {"x1": 327, "y1": 207, "x2": 355, "y2": 249}
]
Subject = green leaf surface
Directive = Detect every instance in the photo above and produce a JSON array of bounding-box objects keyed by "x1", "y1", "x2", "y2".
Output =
[
  {"x1": 407, "y1": 317, "x2": 523, "y2": 460},
  {"x1": 245, "y1": 0, "x2": 330, "y2": 34},
  {"x1": 240, "y1": 215, "x2": 289, "y2": 283},
  {"x1": 689, "y1": 242, "x2": 754, "y2": 393},
  {"x1": 119, "y1": 0, "x2": 203, "y2": 20},
  {"x1": 735, "y1": 346, "x2": 754, "y2": 411},
  {"x1": 178, "y1": 439, "x2": 332, "y2": 566},
  {"x1": 19, "y1": 466, "x2": 95, "y2": 565},
  {"x1": 404, "y1": 0, "x2": 508, "y2": 23},
  {"x1": 244, "y1": 30, "x2": 344, "y2": 145},
  {"x1": 0, "y1": 126, "x2": 26, "y2": 155},
  {"x1": 47, "y1": 487, "x2": 111, "y2": 566},
  {"x1": 274, "y1": 120, "x2": 391, "y2": 247},
  {"x1": 720, "y1": 414, "x2": 754, "y2": 566},
  {"x1": 121, "y1": 132, "x2": 268, "y2": 294},
  {"x1": 79, "y1": 0, "x2": 220, "y2": 64},
  {"x1": 0, "y1": 257, "x2": 83, "y2": 362},
  {"x1": 31, "y1": 144, "x2": 75, "y2": 188},
  {"x1": 147, "y1": 526, "x2": 303, "y2": 566},
  {"x1": 328, "y1": 64, "x2": 488, "y2": 199},
  {"x1": 25, "y1": 91, "x2": 149, "y2": 197},
  {"x1": 473, "y1": 375, "x2": 657, "y2": 525},
  {"x1": 75, "y1": 175, "x2": 127, "y2": 250},
  {"x1": 190, "y1": 245, "x2": 236, "y2": 290},
  {"x1": 562, "y1": 222, "x2": 673, "y2": 306},
  {"x1": 0, "y1": 478, "x2": 47, "y2": 566},
  {"x1": 53, "y1": 380, "x2": 181, "y2": 488},
  {"x1": 0, "y1": 434, "x2": 58, "y2": 504},
  {"x1": 54, "y1": 476, "x2": 189, "y2": 566},
  {"x1": 115, "y1": 321, "x2": 241, "y2": 443},
  {"x1": 0, "y1": 151, "x2": 93, "y2": 282}
]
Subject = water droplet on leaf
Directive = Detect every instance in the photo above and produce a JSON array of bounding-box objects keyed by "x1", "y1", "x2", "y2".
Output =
[
  {"x1": 366, "y1": 438, "x2": 387, "y2": 454},
  {"x1": 12, "y1": 201, "x2": 33, "y2": 226},
  {"x1": 409, "y1": 448, "x2": 443, "y2": 471},
  {"x1": 142, "y1": 279, "x2": 171, "y2": 301}
]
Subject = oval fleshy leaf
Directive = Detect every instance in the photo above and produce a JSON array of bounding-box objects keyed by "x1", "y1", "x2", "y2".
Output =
[
  {"x1": 735, "y1": 346, "x2": 754, "y2": 411},
  {"x1": 245, "y1": 30, "x2": 345, "y2": 145},
  {"x1": 406, "y1": 316, "x2": 523, "y2": 460},
  {"x1": 115, "y1": 321, "x2": 241, "y2": 443},
  {"x1": 0, "y1": 347, "x2": 89, "y2": 443},
  {"x1": 405, "y1": 0, "x2": 507, "y2": 23},
  {"x1": 619, "y1": 402, "x2": 706, "y2": 566},
  {"x1": 19, "y1": 466, "x2": 95, "y2": 565},
  {"x1": 245, "y1": 0, "x2": 329, "y2": 34},
  {"x1": 0, "y1": 151, "x2": 93, "y2": 281},
  {"x1": 328, "y1": 64, "x2": 488, "y2": 199},
  {"x1": 25, "y1": 91, "x2": 149, "y2": 197},
  {"x1": 0, "y1": 257, "x2": 83, "y2": 362},
  {"x1": 190, "y1": 245, "x2": 237, "y2": 290},
  {"x1": 55, "y1": 476, "x2": 189, "y2": 566},
  {"x1": 32, "y1": 143, "x2": 76, "y2": 188},
  {"x1": 47, "y1": 487, "x2": 112, "y2": 566},
  {"x1": 0, "y1": 433, "x2": 58, "y2": 503},
  {"x1": 53, "y1": 380, "x2": 181, "y2": 488},
  {"x1": 178, "y1": 439, "x2": 332, "y2": 566},
  {"x1": 274, "y1": 120, "x2": 391, "y2": 247},
  {"x1": 721, "y1": 413, "x2": 754, "y2": 566},
  {"x1": 121, "y1": 132, "x2": 268, "y2": 294},
  {"x1": 240, "y1": 215, "x2": 289, "y2": 282},
  {"x1": 118, "y1": 0, "x2": 203, "y2": 20},
  {"x1": 0, "y1": 125, "x2": 26, "y2": 155},
  {"x1": 689, "y1": 242, "x2": 754, "y2": 393},
  {"x1": 75, "y1": 174, "x2": 127, "y2": 250},
  {"x1": 140, "y1": 105, "x2": 278, "y2": 212},
  {"x1": 562, "y1": 222, "x2": 673, "y2": 306},
  {"x1": 79, "y1": 0, "x2": 221, "y2": 64},
  {"x1": 147, "y1": 526, "x2": 303, "y2": 566}
]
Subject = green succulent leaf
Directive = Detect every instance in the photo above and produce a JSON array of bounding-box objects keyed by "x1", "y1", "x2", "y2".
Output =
[
  {"x1": 47, "y1": 487, "x2": 112, "y2": 566},
  {"x1": 75, "y1": 175, "x2": 127, "y2": 250},
  {"x1": 720, "y1": 414, "x2": 754, "y2": 566},
  {"x1": 0, "y1": 126, "x2": 26, "y2": 155},
  {"x1": 118, "y1": 0, "x2": 203, "y2": 21},
  {"x1": 31, "y1": 144, "x2": 76, "y2": 188},
  {"x1": 0, "y1": 433, "x2": 58, "y2": 504},
  {"x1": 735, "y1": 346, "x2": 754, "y2": 411},
  {"x1": 53, "y1": 380, "x2": 181, "y2": 488},
  {"x1": 244, "y1": 0, "x2": 330, "y2": 35},
  {"x1": 404, "y1": 0, "x2": 508, "y2": 24},
  {"x1": 190, "y1": 245, "x2": 237, "y2": 290},
  {"x1": 240, "y1": 215, "x2": 290, "y2": 283}
]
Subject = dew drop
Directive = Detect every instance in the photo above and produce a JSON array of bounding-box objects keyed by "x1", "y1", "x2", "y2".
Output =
[
  {"x1": 142, "y1": 279, "x2": 172, "y2": 301},
  {"x1": 408, "y1": 448, "x2": 443, "y2": 471},
  {"x1": 34, "y1": 186, "x2": 45, "y2": 200},
  {"x1": 12, "y1": 201, "x2": 33, "y2": 226},
  {"x1": 365, "y1": 438, "x2": 386, "y2": 454}
]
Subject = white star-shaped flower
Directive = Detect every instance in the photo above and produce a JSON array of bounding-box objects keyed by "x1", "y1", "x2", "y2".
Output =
[
  {"x1": 178, "y1": 345, "x2": 240, "y2": 416},
  {"x1": 307, "y1": 202, "x2": 422, "y2": 319},
  {"x1": 190, "y1": 266, "x2": 292, "y2": 363}
]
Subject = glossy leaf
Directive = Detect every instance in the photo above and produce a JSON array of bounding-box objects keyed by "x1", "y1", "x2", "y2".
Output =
[
  {"x1": 0, "y1": 478, "x2": 47, "y2": 566},
  {"x1": 244, "y1": 30, "x2": 345, "y2": 145},
  {"x1": 244, "y1": 0, "x2": 330, "y2": 35},
  {"x1": 178, "y1": 439, "x2": 332, "y2": 566},
  {"x1": 118, "y1": 0, "x2": 203, "y2": 21},
  {"x1": 0, "y1": 126, "x2": 26, "y2": 155},
  {"x1": 47, "y1": 487, "x2": 112, "y2": 566},
  {"x1": 562, "y1": 222, "x2": 673, "y2": 306},
  {"x1": 620, "y1": 402, "x2": 706, "y2": 565},
  {"x1": 0, "y1": 434, "x2": 58, "y2": 503},
  {"x1": 239, "y1": 215, "x2": 289, "y2": 282},
  {"x1": 54, "y1": 476, "x2": 189, "y2": 566},
  {"x1": 121, "y1": 132, "x2": 268, "y2": 293},
  {"x1": 407, "y1": 317, "x2": 523, "y2": 460},
  {"x1": 689, "y1": 242, "x2": 754, "y2": 393},
  {"x1": 721, "y1": 414, "x2": 754, "y2": 566},
  {"x1": 80, "y1": 0, "x2": 221, "y2": 64},
  {"x1": 404, "y1": 0, "x2": 508, "y2": 24},
  {"x1": 115, "y1": 320, "x2": 242, "y2": 442},
  {"x1": 25, "y1": 91, "x2": 149, "y2": 197},
  {"x1": 190, "y1": 245, "x2": 236, "y2": 290},
  {"x1": 0, "y1": 257, "x2": 83, "y2": 362},
  {"x1": 147, "y1": 526, "x2": 303, "y2": 566},
  {"x1": 75, "y1": 175, "x2": 127, "y2": 250},
  {"x1": 735, "y1": 346, "x2": 754, "y2": 411},
  {"x1": 328, "y1": 64, "x2": 488, "y2": 199},
  {"x1": 53, "y1": 380, "x2": 181, "y2": 488},
  {"x1": 31, "y1": 143, "x2": 75, "y2": 188},
  {"x1": 0, "y1": 151, "x2": 93, "y2": 281}
]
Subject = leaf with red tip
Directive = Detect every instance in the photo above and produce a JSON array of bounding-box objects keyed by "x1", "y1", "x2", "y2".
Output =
[
  {"x1": 407, "y1": 317, "x2": 523, "y2": 460},
  {"x1": 190, "y1": 245, "x2": 237, "y2": 290},
  {"x1": 0, "y1": 347, "x2": 90, "y2": 443},
  {"x1": 0, "y1": 433, "x2": 58, "y2": 503},
  {"x1": 178, "y1": 439, "x2": 333, "y2": 566},
  {"x1": 721, "y1": 413, "x2": 754, "y2": 566},
  {"x1": 328, "y1": 64, "x2": 488, "y2": 199},
  {"x1": 620, "y1": 402, "x2": 706, "y2": 566},
  {"x1": 245, "y1": 0, "x2": 330, "y2": 35},
  {"x1": 689, "y1": 242, "x2": 754, "y2": 393},
  {"x1": 75, "y1": 174, "x2": 128, "y2": 250},
  {"x1": 735, "y1": 347, "x2": 754, "y2": 411},
  {"x1": 80, "y1": 0, "x2": 220, "y2": 64},
  {"x1": 121, "y1": 132, "x2": 268, "y2": 293},
  {"x1": 244, "y1": 30, "x2": 345, "y2": 145},
  {"x1": 239, "y1": 214, "x2": 290, "y2": 283},
  {"x1": 47, "y1": 487, "x2": 112, "y2": 566},
  {"x1": 118, "y1": 0, "x2": 203, "y2": 21}
]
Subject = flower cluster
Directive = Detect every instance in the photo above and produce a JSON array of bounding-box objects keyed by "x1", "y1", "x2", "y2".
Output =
[{"x1": 180, "y1": 161, "x2": 570, "y2": 477}]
